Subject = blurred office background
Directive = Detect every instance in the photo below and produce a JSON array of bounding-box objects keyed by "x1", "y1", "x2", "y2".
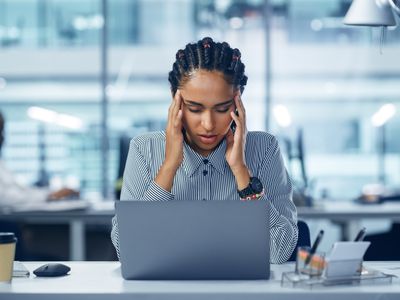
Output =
[{"x1": 0, "y1": 0, "x2": 399, "y2": 259}]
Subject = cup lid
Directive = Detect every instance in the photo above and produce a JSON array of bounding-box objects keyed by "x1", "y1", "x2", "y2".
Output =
[{"x1": 0, "y1": 232, "x2": 17, "y2": 244}]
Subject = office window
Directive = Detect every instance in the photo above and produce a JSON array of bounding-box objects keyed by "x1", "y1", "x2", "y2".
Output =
[
  {"x1": 1, "y1": 0, "x2": 399, "y2": 201},
  {"x1": 269, "y1": 0, "x2": 400, "y2": 199},
  {"x1": 0, "y1": 0, "x2": 103, "y2": 197}
]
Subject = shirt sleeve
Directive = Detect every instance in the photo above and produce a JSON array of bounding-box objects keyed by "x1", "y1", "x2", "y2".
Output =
[
  {"x1": 111, "y1": 138, "x2": 174, "y2": 259},
  {"x1": 257, "y1": 136, "x2": 298, "y2": 264}
]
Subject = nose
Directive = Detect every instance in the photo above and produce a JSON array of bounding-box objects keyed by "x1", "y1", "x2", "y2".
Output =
[{"x1": 201, "y1": 111, "x2": 215, "y2": 132}]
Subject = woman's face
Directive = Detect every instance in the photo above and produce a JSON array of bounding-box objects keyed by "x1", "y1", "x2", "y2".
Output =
[{"x1": 179, "y1": 70, "x2": 238, "y2": 156}]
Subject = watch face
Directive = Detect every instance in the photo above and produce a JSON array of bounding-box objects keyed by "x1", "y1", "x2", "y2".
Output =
[{"x1": 250, "y1": 177, "x2": 263, "y2": 193}]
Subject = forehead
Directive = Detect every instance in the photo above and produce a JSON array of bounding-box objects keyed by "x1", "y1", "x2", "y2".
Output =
[{"x1": 180, "y1": 70, "x2": 235, "y2": 105}]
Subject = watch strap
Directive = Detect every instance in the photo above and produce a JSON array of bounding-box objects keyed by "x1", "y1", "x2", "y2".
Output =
[{"x1": 238, "y1": 177, "x2": 264, "y2": 201}]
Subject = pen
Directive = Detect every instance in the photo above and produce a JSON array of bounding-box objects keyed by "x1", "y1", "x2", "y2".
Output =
[
  {"x1": 354, "y1": 227, "x2": 367, "y2": 242},
  {"x1": 304, "y1": 230, "x2": 324, "y2": 266}
]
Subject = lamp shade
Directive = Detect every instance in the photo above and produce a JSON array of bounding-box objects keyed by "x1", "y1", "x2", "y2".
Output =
[{"x1": 344, "y1": 0, "x2": 397, "y2": 26}]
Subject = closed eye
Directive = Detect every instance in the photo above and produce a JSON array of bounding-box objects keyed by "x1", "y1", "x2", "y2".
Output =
[
  {"x1": 188, "y1": 107, "x2": 230, "y2": 113},
  {"x1": 216, "y1": 107, "x2": 230, "y2": 113},
  {"x1": 188, "y1": 108, "x2": 202, "y2": 113}
]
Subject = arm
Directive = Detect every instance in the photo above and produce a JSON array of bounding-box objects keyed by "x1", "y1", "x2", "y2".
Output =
[
  {"x1": 111, "y1": 138, "x2": 175, "y2": 259},
  {"x1": 112, "y1": 91, "x2": 184, "y2": 259},
  {"x1": 259, "y1": 136, "x2": 298, "y2": 264},
  {"x1": 120, "y1": 139, "x2": 175, "y2": 202},
  {"x1": 224, "y1": 94, "x2": 297, "y2": 263}
]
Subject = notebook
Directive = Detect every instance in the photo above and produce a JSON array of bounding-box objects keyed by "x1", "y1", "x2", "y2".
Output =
[{"x1": 13, "y1": 261, "x2": 30, "y2": 277}]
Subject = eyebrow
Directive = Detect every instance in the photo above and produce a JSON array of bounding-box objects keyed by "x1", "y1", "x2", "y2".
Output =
[{"x1": 184, "y1": 99, "x2": 234, "y2": 108}]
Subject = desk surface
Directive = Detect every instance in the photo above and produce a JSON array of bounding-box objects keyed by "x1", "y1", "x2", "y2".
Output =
[{"x1": 1, "y1": 262, "x2": 400, "y2": 300}]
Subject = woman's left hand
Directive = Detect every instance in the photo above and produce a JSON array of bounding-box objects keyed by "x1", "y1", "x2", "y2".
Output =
[{"x1": 225, "y1": 93, "x2": 250, "y2": 189}]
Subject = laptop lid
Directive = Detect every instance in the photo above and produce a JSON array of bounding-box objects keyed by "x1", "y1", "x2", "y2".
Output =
[{"x1": 116, "y1": 199, "x2": 270, "y2": 280}]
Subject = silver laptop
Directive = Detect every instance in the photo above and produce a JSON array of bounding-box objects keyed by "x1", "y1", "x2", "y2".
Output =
[{"x1": 116, "y1": 199, "x2": 270, "y2": 280}]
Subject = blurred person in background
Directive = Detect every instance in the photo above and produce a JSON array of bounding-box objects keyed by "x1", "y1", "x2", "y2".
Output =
[
  {"x1": 0, "y1": 110, "x2": 79, "y2": 211},
  {"x1": 0, "y1": 110, "x2": 81, "y2": 260}
]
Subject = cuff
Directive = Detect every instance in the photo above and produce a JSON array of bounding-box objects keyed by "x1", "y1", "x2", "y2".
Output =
[{"x1": 143, "y1": 180, "x2": 175, "y2": 201}]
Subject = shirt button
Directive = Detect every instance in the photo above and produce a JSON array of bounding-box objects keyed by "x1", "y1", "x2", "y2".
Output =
[
  {"x1": 203, "y1": 170, "x2": 208, "y2": 176},
  {"x1": 203, "y1": 159, "x2": 209, "y2": 164}
]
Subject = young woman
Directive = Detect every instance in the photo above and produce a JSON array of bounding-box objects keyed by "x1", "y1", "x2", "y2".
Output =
[{"x1": 111, "y1": 37, "x2": 298, "y2": 264}]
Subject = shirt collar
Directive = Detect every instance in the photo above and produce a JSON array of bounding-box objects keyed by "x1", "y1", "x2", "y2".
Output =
[{"x1": 182, "y1": 138, "x2": 228, "y2": 177}]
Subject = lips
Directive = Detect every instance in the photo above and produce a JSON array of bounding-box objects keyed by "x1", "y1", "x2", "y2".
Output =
[{"x1": 198, "y1": 134, "x2": 218, "y2": 144}]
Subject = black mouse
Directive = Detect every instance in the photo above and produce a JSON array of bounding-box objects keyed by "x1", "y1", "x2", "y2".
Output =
[{"x1": 33, "y1": 263, "x2": 71, "y2": 277}]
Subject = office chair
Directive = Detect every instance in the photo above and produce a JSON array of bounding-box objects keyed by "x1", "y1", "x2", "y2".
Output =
[
  {"x1": 288, "y1": 220, "x2": 311, "y2": 261},
  {"x1": 363, "y1": 223, "x2": 400, "y2": 261}
]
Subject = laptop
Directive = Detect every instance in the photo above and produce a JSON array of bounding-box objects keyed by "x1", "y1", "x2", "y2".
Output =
[{"x1": 116, "y1": 199, "x2": 270, "y2": 280}]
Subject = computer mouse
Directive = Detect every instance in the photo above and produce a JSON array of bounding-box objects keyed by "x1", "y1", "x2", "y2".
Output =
[{"x1": 33, "y1": 263, "x2": 71, "y2": 277}]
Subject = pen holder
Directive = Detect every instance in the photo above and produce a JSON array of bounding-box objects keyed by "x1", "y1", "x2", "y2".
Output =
[{"x1": 295, "y1": 246, "x2": 325, "y2": 277}]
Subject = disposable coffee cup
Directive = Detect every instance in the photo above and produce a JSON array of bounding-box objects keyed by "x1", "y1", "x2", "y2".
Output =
[{"x1": 0, "y1": 232, "x2": 17, "y2": 283}]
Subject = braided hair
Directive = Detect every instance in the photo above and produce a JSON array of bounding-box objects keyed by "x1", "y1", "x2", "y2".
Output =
[{"x1": 168, "y1": 37, "x2": 248, "y2": 96}]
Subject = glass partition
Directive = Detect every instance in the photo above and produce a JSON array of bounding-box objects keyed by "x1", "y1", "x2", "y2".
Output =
[{"x1": 1, "y1": 0, "x2": 399, "y2": 201}]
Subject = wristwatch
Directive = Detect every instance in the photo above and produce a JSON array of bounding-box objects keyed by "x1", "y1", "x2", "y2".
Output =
[{"x1": 238, "y1": 177, "x2": 264, "y2": 201}]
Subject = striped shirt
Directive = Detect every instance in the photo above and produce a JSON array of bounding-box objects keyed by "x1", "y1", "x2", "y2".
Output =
[{"x1": 111, "y1": 131, "x2": 298, "y2": 264}]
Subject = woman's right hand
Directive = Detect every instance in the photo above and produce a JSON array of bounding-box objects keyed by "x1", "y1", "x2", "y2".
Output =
[
  {"x1": 155, "y1": 90, "x2": 184, "y2": 192},
  {"x1": 164, "y1": 89, "x2": 184, "y2": 172}
]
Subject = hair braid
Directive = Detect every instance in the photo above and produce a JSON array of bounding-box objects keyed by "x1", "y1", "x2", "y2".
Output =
[
  {"x1": 168, "y1": 37, "x2": 248, "y2": 95},
  {"x1": 185, "y1": 44, "x2": 198, "y2": 69}
]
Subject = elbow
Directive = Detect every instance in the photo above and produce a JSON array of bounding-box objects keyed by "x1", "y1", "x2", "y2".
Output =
[{"x1": 270, "y1": 221, "x2": 298, "y2": 264}]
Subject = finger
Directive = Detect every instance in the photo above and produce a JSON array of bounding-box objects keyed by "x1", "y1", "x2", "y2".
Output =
[
  {"x1": 170, "y1": 91, "x2": 182, "y2": 121},
  {"x1": 167, "y1": 91, "x2": 181, "y2": 127},
  {"x1": 226, "y1": 126, "x2": 234, "y2": 145},
  {"x1": 174, "y1": 89, "x2": 182, "y2": 102},
  {"x1": 230, "y1": 111, "x2": 241, "y2": 130},
  {"x1": 230, "y1": 112, "x2": 243, "y2": 137},
  {"x1": 234, "y1": 93, "x2": 246, "y2": 114},
  {"x1": 173, "y1": 91, "x2": 183, "y2": 128},
  {"x1": 234, "y1": 94, "x2": 246, "y2": 126},
  {"x1": 173, "y1": 90, "x2": 182, "y2": 111},
  {"x1": 174, "y1": 109, "x2": 183, "y2": 128}
]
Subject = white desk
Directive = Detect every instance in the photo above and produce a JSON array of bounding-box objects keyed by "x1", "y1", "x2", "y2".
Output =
[
  {"x1": 1, "y1": 262, "x2": 400, "y2": 299},
  {"x1": 2, "y1": 201, "x2": 400, "y2": 261}
]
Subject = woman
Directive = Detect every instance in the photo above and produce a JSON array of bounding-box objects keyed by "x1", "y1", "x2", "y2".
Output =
[{"x1": 111, "y1": 37, "x2": 298, "y2": 264}]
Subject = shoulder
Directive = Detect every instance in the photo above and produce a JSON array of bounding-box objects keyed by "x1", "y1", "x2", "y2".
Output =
[
  {"x1": 246, "y1": 131, "x2": 278, "y2": 149},
  {"x1": 132, "y1": 131, "x2": 165, "y2": 144},
  {"x1": 245, "y1": 132, "x2": 280, "y2": 161},
  {"x1": 130, "y1": 131, "x2": 166, "y2": 153}
]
